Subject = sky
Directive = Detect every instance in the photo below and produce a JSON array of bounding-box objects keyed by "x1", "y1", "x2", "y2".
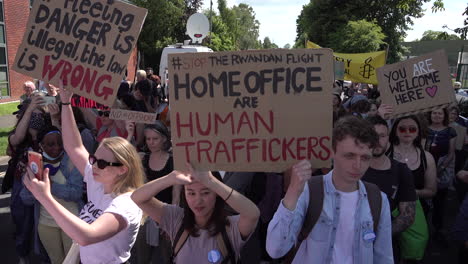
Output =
[{"x1": 201, "y1": 0, "x2": 466, "y2": 48}]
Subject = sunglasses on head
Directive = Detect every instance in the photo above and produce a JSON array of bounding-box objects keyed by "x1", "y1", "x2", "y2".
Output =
[
  {"x1": 89, "y1": 154, "x2": 122, "y2": 169},
  {"x1": 98, "y1": 111, "x2": 110, "y2": 117},
  {"x1": 398, "y1": 126, "x2": 417, "y2": 134}
]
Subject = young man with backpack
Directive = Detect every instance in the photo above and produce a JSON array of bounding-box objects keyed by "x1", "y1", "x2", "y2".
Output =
[{"x1": 266, "y1": 115, "x2": 393, "y2": 263}]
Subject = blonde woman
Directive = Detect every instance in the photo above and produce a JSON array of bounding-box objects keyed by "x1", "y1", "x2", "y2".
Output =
[{"x1": 23, "y1": 82, "x2": 144, "y2": 263}]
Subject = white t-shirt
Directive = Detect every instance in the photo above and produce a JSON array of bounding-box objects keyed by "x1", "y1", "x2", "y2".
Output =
[
  {"x1": 79, "y1": 163, "x2": 142, "y2": 264},
  {"x1": 331, "y1": 190, "x2": 359, "y2": 264}
]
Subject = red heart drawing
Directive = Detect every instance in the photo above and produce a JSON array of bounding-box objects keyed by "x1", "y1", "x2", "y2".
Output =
[{"x1": 426, "y1": 85, "x2": 438, "y2": 97}]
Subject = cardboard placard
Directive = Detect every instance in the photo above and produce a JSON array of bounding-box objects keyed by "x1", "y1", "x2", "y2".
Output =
[
  {"x1": 109, "y1": 109, "x2": 157, "y2": 124},
  {"x1": 377, "y1": 50, "x2": 456, "y2": 118},
  {"x1": 169, "y1": 49, "x2": 334, "y2": 172},
  {"x1": 12, "y1": 0, "x2": 147, "y2": 106}
]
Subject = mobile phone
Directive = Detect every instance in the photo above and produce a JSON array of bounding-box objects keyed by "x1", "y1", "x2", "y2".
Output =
[
  {"x1": 43, "y1": 96, "x2": 57, "y2": 106},
  {"x1": 28, "y1": 151, "x2": 43, "y2": 180}
]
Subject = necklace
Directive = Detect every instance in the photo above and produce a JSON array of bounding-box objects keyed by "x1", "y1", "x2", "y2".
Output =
[{"x1": 394, "y1": 146, "x2": 419, "y2": 167}]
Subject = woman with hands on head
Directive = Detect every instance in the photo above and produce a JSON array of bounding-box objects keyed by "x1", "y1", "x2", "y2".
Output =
[
  {"x1": 22, "y1": 81, "x2": 144, "y2": 264},
  {"x1": 131, "y1": 164, "x2": 260, "y2": 263}
]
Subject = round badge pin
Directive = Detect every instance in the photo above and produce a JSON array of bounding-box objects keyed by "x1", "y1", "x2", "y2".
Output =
[
  {"x1": 208, "y1": 249, "x2": 221, "y2": 263},
  {"x1": 363, "y1": 230, "x2": 376, "y2": 242},
  {"x1": 30, "y1": 162, "x2": 38, "y2": 174}
]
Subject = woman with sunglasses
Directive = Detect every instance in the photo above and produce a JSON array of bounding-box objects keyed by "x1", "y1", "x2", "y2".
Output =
[
  {"x1": 131, "y1": 164, "x2": 260, "y2": 264},
  {"x1": 425, "y1": 108, "x2": 457, "y2": 243},
  {"x1": 388, "y1": 115, "x2": 437, "y2": 215},
  {"x1": 22, "y1": 83, "x2": 144, "y2": 263}
]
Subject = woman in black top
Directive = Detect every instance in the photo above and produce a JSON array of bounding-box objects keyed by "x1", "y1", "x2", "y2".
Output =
[
  {"x1": 132, "y1": 121, "x2": 179, "y2": 264},
  {"x1": 388, "y1": 115, "x2": 437, "y2": 214}
]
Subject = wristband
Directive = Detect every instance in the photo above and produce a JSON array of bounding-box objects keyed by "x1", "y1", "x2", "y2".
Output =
[
  {"x1": 61, "y1": 102, "x2": 71, "y2": 105},
  {"x1": 225, "y1": 188, "x2": 234, "y2": 202}
]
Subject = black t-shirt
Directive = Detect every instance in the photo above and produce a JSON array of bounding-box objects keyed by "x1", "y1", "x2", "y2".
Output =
[
  {"x1": 143, "y1": 154, "x2": 174, "y2": 203},
  {"x1": 362, "y1": 159, "x2": 417, "y2": 211}
]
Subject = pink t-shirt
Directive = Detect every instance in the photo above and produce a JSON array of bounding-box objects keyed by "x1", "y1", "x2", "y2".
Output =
[{"x1": 161, "y1": 204, "x2": 247, "y2": 263}]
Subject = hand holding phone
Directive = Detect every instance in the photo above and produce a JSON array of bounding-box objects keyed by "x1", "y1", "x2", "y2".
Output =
[{"x1": 28, "y1": 151, "x2": 43, "y2": 181}]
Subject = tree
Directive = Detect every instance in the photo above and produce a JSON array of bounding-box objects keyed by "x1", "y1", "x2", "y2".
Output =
[
  {"x1": 283, "y1": 43, "x2": 291, "y2": 49},
  {"x1": 262, "y1": 37, "x2": 279, "y2": 49},
  {"x1": 296, "y1": 0, "x2": 445, "y2": 63},
  {"x1": 232, "y1": 4, "x2": 261, "y2": 50},
  {"x1": 203, "y1": 10, "x2": 236, "y2": 51},
  {"x1": 328, "y1": 20, "x2": 386, "y2": 53},
  {"x1": 454, "y1": 4, "x2": 468, "y2": 39},
  {"x1": 419, "y1": 30, "x2": 460, "y2": 41}
]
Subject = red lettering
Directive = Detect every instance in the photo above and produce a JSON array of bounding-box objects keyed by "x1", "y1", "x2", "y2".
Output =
[
  {"x1": 231, "y1": 138, "x2": 245, "y2": 162},
  {"x1": 42, "y1": 55, "x2": 64, "y2": 80},
  {"x1": 175, "y1": 142, "x2": 195, "y2": 162},
  {"x1": 176, "y1": 112, "x2": 193, "y2": 138},
  {"x1": 214, "y1": 141, "x2": 231, "y2": 162},
  {"x1": 59, "y1": 61, "x2": 73, "y2": 81},
  {"x1": 246, "y1": 138, "x2": 260, "y2": 162},
  {"x1": 319, "y1": 136, "x2": 331, "y2": 161},
  {"x1": 94, "y1": 75, "x2": 113, "y2": 100},
  {"x1": 307, "y1": 137, "x2": 319, "y2": 160},
  {"x1": 214, "y1": 112, "x2": 234, "y2": 135},
  {"x1": 282, "y1": 138, "x2": 296, "y2": 160},
  {"x1": 296, "y1": 137, "x2": 307, "y2": 160},
  {"x1": 254, "y1": 111, "x2": 274, "y2": 134},
  {"x1": 196, "y1": 140, "x2": 212, "y2": 163},
  {"x1": 237, "y1": 111, "x2": 254, "y2": 134},
  {"x1": 71, "y1": 65, "x2": 84, "y2": 87},
  {"x1": 196, "y1": 112, "x2": 211, "y2": 136},
  {"x1": 80, "y1": 69, "x2": 97, "y2": 93},
  {"x1": 269, "y1": 138, "x2": 281, "y2": 161}
]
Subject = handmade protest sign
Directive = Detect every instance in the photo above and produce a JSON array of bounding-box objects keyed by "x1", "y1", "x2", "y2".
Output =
[
  {"x1": 12, "y1": 0, "x2": 147, "y2": 106},
  {"x1": 109, "y1": 109, "x2": 157, "y2": 124},
  {"x1": 377, "y1": 50, "x2": 455, "y2": 118},
  {"x1": 169, "y1": 49, "x2": 334, "y2": 172}
]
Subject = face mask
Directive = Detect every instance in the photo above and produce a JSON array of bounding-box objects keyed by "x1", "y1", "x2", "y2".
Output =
[{"x1": 42, "y1": 150, "x2": 64, "y2": 161}]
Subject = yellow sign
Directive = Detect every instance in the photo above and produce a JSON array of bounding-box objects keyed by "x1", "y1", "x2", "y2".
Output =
[{"x1": 307, "y1": 41, "x2": 386, "y2": 84}]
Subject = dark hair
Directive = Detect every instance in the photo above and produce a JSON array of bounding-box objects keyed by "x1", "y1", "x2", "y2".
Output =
[
  {"x1": 449, "y1": 105, "x2": 460, "y2": 116},
  {"x1": 135, "y1": 79, "x2": 153, "y2": 98},
  {"x1": 180, "y1": 172, "x2": 228, "y2": 237},
  {"x1": 349, "y1": 99, "x2": 371, "y2": 114},
  {"x1": 37, "y1": 126, "x2": 61, "y2": 143},
  {"x1": 389, "y1": 115, "x2": 423, "y2": 149},
  {"x1": 366, "y1": 115, "x2": 388, "y2": 128},
  {"x1": 117, "y1": 81, "x2": 130, "y2": 100},
  {"x1": 427, "y1": 107, "x2": 449, "y2": 126},
  {"x1": 332, "y1": 115, "x2": 378, "y2": 151},
  {"x1": 143, "y1": 121, "x2": 171, "y2": 152}
]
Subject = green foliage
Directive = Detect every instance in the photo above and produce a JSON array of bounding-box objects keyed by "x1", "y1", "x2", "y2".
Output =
[
  {"x1": 328, "y1": 20, "x2": 386, "y2": 53},
  {"x1": 232, "y1": 4, "x2": 261, "y2": 50},
  {"x1": 283, "y1": 43, "x2": 291, "y2": 49},
  {"x1": 296, "y1": 0, "x2": 436, "y2": 63},
  {"x1": 419, "y1": 30, "x2": 460, "y2": 41},
  {"x1": 0, "y1": 102, "x2": 19, "y2": 117},
  {"x1": 454, "y1": 4, "x2": 468, "y2": 39},
  {"x1": 262, "y1": 37, "x2": 279, "y2": 49},
  {"x1": 0, "y1": 127, "x2": 13, "y2": 156}
]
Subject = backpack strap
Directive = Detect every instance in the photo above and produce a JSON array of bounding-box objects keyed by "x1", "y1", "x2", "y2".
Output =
[
  {"x1": 298, "y1": 176, "x2": 325, "y2": 242},
  {"x1": 362, "y1": 181, "x2": 382, "y2": 232},
  {"x1": 284, "y1": 176, "x2": 324, "y2": 263},
  {"x1": 171, "y1": 226, "x2": 190, "y2": 262},
  {"x1": 217, "y1": 225, "x2": 237, "y2": 264}
]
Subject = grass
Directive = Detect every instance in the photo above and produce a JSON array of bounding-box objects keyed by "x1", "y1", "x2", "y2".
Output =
[
  {"x1": 0, "y1": 102, "x2": 19, "y2": 117},
  {"x1": 0, "y1": 126, "x2": 12, "y2": 156}
]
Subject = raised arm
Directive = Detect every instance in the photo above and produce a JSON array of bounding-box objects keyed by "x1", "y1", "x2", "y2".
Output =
[
  {"x1": 417, "y1": 151, "x2": 437, "y2": 198},
  {"x1": 23, "y1": 167, "x2": 126, "y2": 246},
  {"x1": 9, "y1": 95, "x2": 45, "y2": 147},
  {"x1": 59, "y1": 82, "x2": 89, "y2": 176},
  {"x1": 131, "y1": 170, "x2": 191, "y2": 224}
]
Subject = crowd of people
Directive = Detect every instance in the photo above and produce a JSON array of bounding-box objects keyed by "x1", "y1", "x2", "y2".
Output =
[{"x1": 2, "y1": 70, "x2": 468, "y2": 264}]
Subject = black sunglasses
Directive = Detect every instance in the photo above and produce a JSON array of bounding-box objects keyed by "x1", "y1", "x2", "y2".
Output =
[
  {"x1": 98, "y1": 111, "x2": 110, "y2": 117},
  {"x1": 89, "y1": 155, "x2": 123, "y2": 169}
]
